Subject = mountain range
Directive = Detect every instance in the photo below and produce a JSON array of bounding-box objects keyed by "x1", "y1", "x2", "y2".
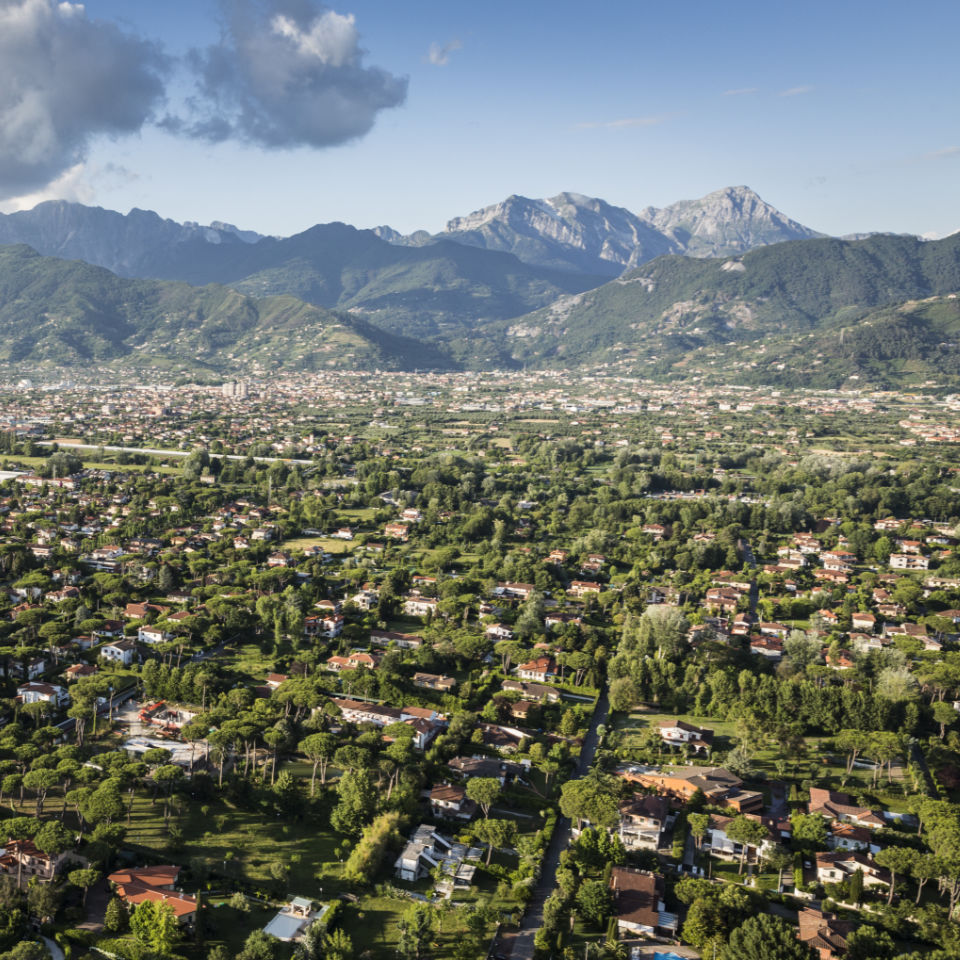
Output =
[
  {"x1": 0, "y1": 186, "x2": 957, "y2": 387},
  {"x1": 374, "y1": 185, "x2": 823, "y2": 276}
]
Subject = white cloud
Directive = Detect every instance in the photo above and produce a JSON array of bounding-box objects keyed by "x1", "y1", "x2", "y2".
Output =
[
  {"x1": 426, "y1": 38, "x2": 461, "y2": 66},
  {"x1": 575, "y1": 116, "x2": 662, "y2": 130},
  {"x1": 0, "y1": 0, "x2": 168, "y2": 199},
  {"x1": 271, "y1": 10, "x2": 358, "y2": 67},
  {"x1": 723, "y1": 87, "x2": 758, "y2": 96},
  {"x1": 779, "y1": 85, "x2": 813, "y2": 97},
  {"x1": 173, "y1": 0, "x2": 408, "y2": 149},
  {"x1": 0, "y1": 161, "x2": 139, "y2": 213},
  {"x1": 926, "y1": 145, "x2": 960, "y2": 159}
]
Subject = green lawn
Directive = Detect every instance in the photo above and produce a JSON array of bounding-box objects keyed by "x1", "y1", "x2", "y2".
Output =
[
  {"x1": 281, "y1": 535, "x2": 356, "y2": 554},
  {"x1": 124, "y1": 792, "x2": 341, "y2": 895},
  {"x1": 613, "y1": 706, "x2": 741, "y2": 755},
  {"x1": 2, "y1": 454, "x2": 180, "y2": 475}
]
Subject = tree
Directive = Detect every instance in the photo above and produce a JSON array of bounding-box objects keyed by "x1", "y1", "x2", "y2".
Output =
[
  {"x1": 21, "y1": 769, "x2": 58, "y2": 818},
  {"x1": 323, "y1": 928, "x2": 354, "y2": 960},
  {"x1": 68, "y1": 868, "x2": 101, "y2": 907},
  {"x1": 608, "y1": 676, "x2": 639, "y2": 712},
  {"x1": 932, "y1": 701, "x2": 957, "y2": 740},
  {"x1": 104, "y1": 895, "x2": 129, "y2": 933},
  {"x1": 575, "y1": 879, "x2": 612, "y2": 929},
  {"x1": 681, "y1": 897, "x2": 726, "y2": 952},
  {"x1": 465, "y1": 777, "x2": 500, "y2": 819},
  {"x1": 559, "y1": 777, "x2": 619, "y2": 832},
  {"x1": 474, "y1": 819, "x2": 517, "y2": 866},
  {"x1": 790, "y1": 813, "x2": 827, "y2": 853},
  {"x1": 765, "y1": 844, "x2": 794, "y2": 893},
  {"x1": 688, "y1": 813, "x2": 709, "y2": 851},
  {"x1": 397, "y1": 903, "x2": 436, "y2": 960},
  {"x1": 343, "y1": 812, "x2": 403, "y2": 884},
  {"x1": 330, "y1": 768, "x2": 377, "y2": 837},
  {"x1": 724, "y1": 914, "x2": 816, "y2": 960},
  {"x1": 848, "y1": 867, "x2": 864, "y2": 906},
  {"x1": 237, "y1": 930, "x2": 278, "y2": 960},
  {"x1": 33, "y1": 821, "x2": 73, "y2": 858},
  {"x1": 875, "y1": 845, "x2": 917, "y2": 905},
  {"x1": 725, "y1": 816, "x2": 768, "y2": 875},
  {"x1": 130, "y1": 899, "x2": 181, "y2": 955},
  {"x1": 298, "y1": 733, "x2": 337, "y2": 795},
  {"x1": 846, "y1": 925, "x2": 896, "y2": 960},
  {"x1": 911, "y1": 852, "x2": 940, "y2": 905}
]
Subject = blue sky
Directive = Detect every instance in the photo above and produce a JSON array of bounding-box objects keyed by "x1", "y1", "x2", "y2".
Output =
[{"x1": 1, "y1": 0, "x2": 957, "y2": 238}]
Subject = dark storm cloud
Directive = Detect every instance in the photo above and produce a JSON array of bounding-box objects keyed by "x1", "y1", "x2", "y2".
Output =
[
  {"x1": 174, "y1": 0, "x2": 408, "y2": 149},
  {"x1": 0, "y1": 0, "x2": 169, "y2": 198}
]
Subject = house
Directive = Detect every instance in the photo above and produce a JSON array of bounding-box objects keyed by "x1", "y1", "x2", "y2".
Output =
[
  {"x1": 797, "y1": 907, "x2": 853, "y2": 960},
  {"x1": 265, "y1": 673, "x2": 289, "y2": 690},
  {"x1": 827, "y1": 822, "x2": 878, "y2": 853},
  {"x1": 706, "y1": 813, "x2": 775, "y2": 862},
  {"x1": 485, "y1": 623, "x2": 514, "y2": 640},
  {"x1": 815, "y1": 851, "x2": 889, "y2": 889},
  {"x1": 494, "y1": 582, "x2": 535, "y2": 600},
  {"x1": 350, "y1": 589, "x2": 379, "y2": 611},
  {"x1": 100, "y1": 639, "x2": 138, "y2": 666},
  {"x1": 412, "y1": 672, "x2": 457, "y2": 693},
  {"x1": 478, "y1": 723, "x2": 527, "y2": 753},
  {"x1": 657, "y1": 719, "x2": 713, "y2": 754},
  {"x1": 890, "y1": 553, "x2": 929, "y2": 570},
  {"x1": 608, "y1": 868, "x2": 678, "y2": 937},
  {"x1": 108, "y1": 866, "x2": 197, "y2": 925},
  {"x1": 807, "y1": 788, "x2": 886, "y2": 829},
  {"x1": 370, "y1": 629, "x2": 422, "y2": 649},
  {"x1": 403, "y1": 595, "x2": 439, "y2": 618},
  {"x1": 325, "y1": 652, "x2": 381, "y2": 672},
  {"x1": 18, "y1": 682, "x2": 68, "y2": 707},
  {"x1": 384, "y1": 522, "x2": 409, "y2": 541},
  {"x1": 138, "y1": 626, "x2": 172, "y2": 645},
  {"x1": 429, "y1": 783, "x2": 475, "y2": 820},
  {"x1": 395, "y1": 824, "x2": 479, "y2": 888},
  {"x1": 618, "y1": 794, "x2": 671, "y2": 850},
  {"x1": 124, "y1": 602, "x2": 163, "y2": 620},
  {"x1": 750, "y1": 636, "x2": 784, "y2": 659},
  {"x1": 0, "y1": 840, "x2": 72, "y2": 882},
  {"x1": 329, "y1": 698, "x2": 402, "y2": 726},
  {"x1": 616, "y1": 765, "x2": 764, "y2": 813},
  {"x1": 501, "y1": 680, "x2": 560, "y2": 702},
  {"x1": 447, "y1": 757, "x2": 528, "y2": 785},
  {"x1": 64, "y1": 663, "x2": 98, "y2": 682},
  {"x1": 851, "y1": 612, "x2": 877, "y2": 632},
  {"x1": 303, "y1": 614, "x2": 344, "y2": 638},
  {"x1": 516, "y1": 657, "x2": 557, "y2": 682},
  {"x1": 704, "y1": 587, "x2": 739, "y2": 613},
  {"x1": 568, "y1": 580, "x2": 602, "y2": 598}
]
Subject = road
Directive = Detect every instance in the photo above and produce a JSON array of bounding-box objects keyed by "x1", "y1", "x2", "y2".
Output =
[
  {"x1": 40, "y1": 440, "x2": 313, "y2": 466},
  {"x1": 505, "y1": 687, "x2": 609, "y2": 960}
]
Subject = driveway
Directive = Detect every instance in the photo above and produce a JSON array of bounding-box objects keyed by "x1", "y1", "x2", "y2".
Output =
[{"x1": 506, "y1": 687, "x2": 610, "y2": 960}]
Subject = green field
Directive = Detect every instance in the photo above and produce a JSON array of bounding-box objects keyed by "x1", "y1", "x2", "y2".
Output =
[{"x1": 281, "y1": 535, "x2": 356, "y2": 554}]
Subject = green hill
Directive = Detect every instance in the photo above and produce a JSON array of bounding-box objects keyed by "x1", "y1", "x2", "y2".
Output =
[
  {"x1": 494, "y1": 232, "x2": 960, "y2": 385},
  {"x1": 0, "y1": 244, "x2": 453, "y2": 372}
]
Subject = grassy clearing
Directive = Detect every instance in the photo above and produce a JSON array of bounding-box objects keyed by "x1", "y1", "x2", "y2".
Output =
[
  {"x1": 2, "y1": 454, "x2": 180, "y2": 475},
  {"x1": 613, "y1": 707, "x2": 741, "y2": 754},
  {"x1": 282, "y1": 535, "x2": 356, "y2": 554}
]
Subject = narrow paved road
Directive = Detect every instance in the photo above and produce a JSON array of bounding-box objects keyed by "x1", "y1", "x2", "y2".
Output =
[
  {"x1": 40, "y1": 440, "x2": 312, "y2": 466},
  {"x1": 507, "y1": 687, "x2": 609, "y2": 960}
]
